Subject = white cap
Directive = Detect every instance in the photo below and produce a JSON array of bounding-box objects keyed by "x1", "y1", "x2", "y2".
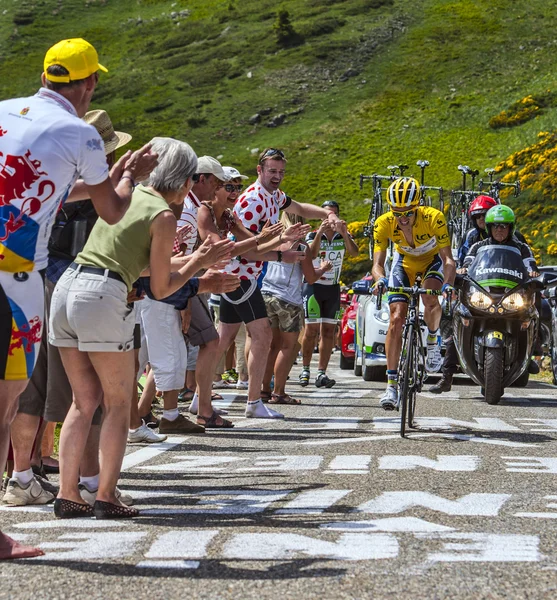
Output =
[
  {"x1": 223, "y1": 166, "x2": 248, "y2": 180},
  {"x1": 196, "y1": 156, "x2": 231, "y2": 181}
]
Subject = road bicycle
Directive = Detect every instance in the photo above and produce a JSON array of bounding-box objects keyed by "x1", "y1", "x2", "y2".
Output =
[
  {"x1": 377, "y1": 277, "x2": 443, "y2": 437},
  {"x1": 478, "y1": 168, "x2": 521, "y2": 201},
  {"x1": 446, "y1": 165, "x2": 483, "y2": 251}
]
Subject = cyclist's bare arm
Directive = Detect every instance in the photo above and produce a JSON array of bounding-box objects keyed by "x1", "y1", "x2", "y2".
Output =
[
  {"x1": 439, "y1": 246, "x2": 456, "y2": 285},
  {"x1": 372, "y1": 250, "x2": 387, "y2": 282}
]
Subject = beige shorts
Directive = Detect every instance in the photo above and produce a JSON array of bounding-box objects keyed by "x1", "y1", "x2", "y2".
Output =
[{"x1": 49, "y1": 266, "x2": 135, "y2": 353}]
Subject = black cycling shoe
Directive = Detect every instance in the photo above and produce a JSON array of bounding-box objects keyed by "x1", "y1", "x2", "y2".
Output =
[{"x1": 315, "y1": 373, "x2": 336, "y2": 388}]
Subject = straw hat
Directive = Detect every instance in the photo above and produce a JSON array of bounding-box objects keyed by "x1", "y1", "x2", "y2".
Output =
[{"x1": 83, "y1": 109, "x2": 132, "y2": 155}]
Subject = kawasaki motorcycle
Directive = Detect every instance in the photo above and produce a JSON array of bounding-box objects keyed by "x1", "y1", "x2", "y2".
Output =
[{"x1": 453, "y1": 244, "x2": 553, "y2": 405}]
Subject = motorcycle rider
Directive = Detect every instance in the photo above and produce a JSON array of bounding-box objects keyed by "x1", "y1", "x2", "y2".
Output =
[
  {"x1": 372, "y1": 177, "x2": 455, "y2": 410},
  {"x1": 462, "y1": 205, "x2": 538, "y2": 276}
]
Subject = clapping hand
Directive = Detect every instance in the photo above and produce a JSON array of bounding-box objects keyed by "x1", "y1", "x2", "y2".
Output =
[
  {"x1": 258, "y1": 220, "x2": 284, "y2": 243},
  {"x1": 193, "y1": 237, "x2": 234, "y2": 269}
]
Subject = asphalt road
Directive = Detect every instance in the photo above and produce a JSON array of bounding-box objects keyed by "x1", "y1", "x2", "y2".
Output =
[{"x1": 2, "y1": 356, "x2": 557, "y2": 600}]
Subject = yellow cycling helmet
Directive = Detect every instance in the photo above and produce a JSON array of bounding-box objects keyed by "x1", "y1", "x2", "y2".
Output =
[{"x1": 387, "y1": 177, "x2": 421, "y2": 208}]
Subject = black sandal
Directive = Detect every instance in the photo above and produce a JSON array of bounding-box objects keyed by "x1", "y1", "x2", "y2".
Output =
[
  {"x1": 197, "y1": 411, "x2": 234, "y2": 429},
  {"x1": 93, "y1": 500, "x2": 139, "y2": 520},
  {"x1": 54, "y1": 498, "x2": 94, "y2": 519}
]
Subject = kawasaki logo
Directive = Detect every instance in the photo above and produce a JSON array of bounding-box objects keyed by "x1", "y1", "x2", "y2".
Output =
[{"x1": 476, "y1": 267, "x2": 523, "y2": 279}]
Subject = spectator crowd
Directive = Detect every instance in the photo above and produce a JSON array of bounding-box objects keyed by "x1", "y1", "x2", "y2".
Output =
[{"x1": 0, "y1": 38, "x2": 356, "y2": 558}]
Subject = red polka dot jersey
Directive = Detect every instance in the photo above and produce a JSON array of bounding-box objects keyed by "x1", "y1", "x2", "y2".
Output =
[{"x1": 229, "y1": 180, "x2": 289, "y2": 280}]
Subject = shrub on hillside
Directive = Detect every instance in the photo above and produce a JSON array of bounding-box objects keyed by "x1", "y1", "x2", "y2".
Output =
[
  {"x1": 273, "y1": 8, "x2": 304, "y2": 47},
  {"x1": 489, "y1": 91, "x2": 557, "y2": 129}
]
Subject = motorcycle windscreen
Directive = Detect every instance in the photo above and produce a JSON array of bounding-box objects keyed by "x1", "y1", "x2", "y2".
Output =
[{"x1": 467, "y1": 244, "x2": 528, "y2": 292}]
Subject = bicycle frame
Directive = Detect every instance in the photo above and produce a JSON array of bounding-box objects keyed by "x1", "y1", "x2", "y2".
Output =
[{"x1": 376, "y1": 281, "x2": 442, "y2": 437}]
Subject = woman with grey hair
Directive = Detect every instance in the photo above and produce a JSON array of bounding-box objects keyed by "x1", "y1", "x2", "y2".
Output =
[{"x1": 49, "y1": 137, "x2": 235, "y2": 519}]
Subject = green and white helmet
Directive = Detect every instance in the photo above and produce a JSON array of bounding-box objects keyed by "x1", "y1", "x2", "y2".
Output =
[{"x1": 485, "y1": 204, "x2": 515, "y2": 236}]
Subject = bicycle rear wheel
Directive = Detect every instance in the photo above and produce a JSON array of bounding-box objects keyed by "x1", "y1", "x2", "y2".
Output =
[
  {"x1": 398, "y1": 324, "x2": 415, "y2": 438},
  {"x1": 407, "y1": 333, "x2": 421, "y2": 429}
]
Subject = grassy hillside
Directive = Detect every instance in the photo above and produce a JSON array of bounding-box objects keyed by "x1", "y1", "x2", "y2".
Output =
[{"x1": 1, "y1": 0, "x2": 557, "y2": 273}]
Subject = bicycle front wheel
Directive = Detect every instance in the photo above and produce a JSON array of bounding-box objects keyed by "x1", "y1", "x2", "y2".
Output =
[{"x1": 398, "y1": 324, "x2": 416, "y2": 438}]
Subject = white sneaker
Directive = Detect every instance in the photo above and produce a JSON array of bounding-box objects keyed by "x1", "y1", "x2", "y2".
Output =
[
  {"x1": 236, "y1": 380, "x2": 249, "y2": 389},
  {"x1": 380, "y1": 386, "x2": 398, "y2": 411},
  {"x1": 245, "y1": 399, "x2": 284, "y2": 419},
  {"x1": 212, "y1": 380, "x2": 231, "y2": 390},
  {"x1": 2, "y1": 477, "x2": 54, "y2": 506},
  {"x1": 128, "y1": 421, "x2": 168, "y2": 444},
  {"x1": 79, "y1": 483, "x2": 134, "y2": 507},
  {"x1": 426, "y1": 342, "x2": 443, "y2": 374}
]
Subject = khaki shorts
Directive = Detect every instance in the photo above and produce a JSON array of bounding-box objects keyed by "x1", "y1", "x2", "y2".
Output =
[
  {"x1": 49, "y1": 266, "x2": 135, "y2": 353},
  {"x1": 263, "y1": 294, "x2": 304, "y2": 333}
]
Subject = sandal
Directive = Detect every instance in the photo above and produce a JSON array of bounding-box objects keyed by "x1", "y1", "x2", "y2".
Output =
[
  {"x1": 54, "y1": 498, "x2": 94, "y2": 519},
  {"x1": 260, "y1": 390, "x2": 272, "y2": 404},
  {"x1": 178, "y1": 387, "x2": 195, "y2": 402},
  {"x1": 93, "y1": 500, "x2": 139, "y2": 520},
  {"x1": 269, "y1": 393, "x2": 302, "y2": 405},
  {"x1": 211, "y1": 391, "x2": 223, "y2": 401},
  {"x1": 197, "y1": 410, "x2": 234, "y2": 428}
]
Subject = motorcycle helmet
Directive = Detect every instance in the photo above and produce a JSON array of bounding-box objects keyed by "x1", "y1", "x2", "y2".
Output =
[
  {"x1": 485, "y1": 204, "x2": 515, "y2": 237},
  {"x1": 387, "y1": 177, "x2": 421, "y2": 208},
  {"x1": 322, "y1": 200, "x2": 340, "y2": 214},
  {"x1": 468, "y1": 195, "x2": 497, "y2": 219}
]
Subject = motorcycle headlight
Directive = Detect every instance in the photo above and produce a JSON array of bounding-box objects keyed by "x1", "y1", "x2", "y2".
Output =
[
  {"x1": 501, "y1": 291, "x2": 528, "y2": 311},
  {"x1": 470, "y1": 290, "x2": 493, "y2": 309},
  {"x1": 347, "y1": 319, "x2": 356, "y2": 330}
]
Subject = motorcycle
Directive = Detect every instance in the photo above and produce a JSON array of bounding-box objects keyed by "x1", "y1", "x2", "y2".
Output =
[{"x1": 453, "y1": 244, "x2": 554, "y2": 405}]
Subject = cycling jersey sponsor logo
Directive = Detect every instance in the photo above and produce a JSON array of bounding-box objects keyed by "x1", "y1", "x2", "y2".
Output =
[
  {"x1": 0, "y1": 149, "x2": 56, "y2": 241},
  {"x1": 86, "y1": 138, "x2": 103, "y2": 151},
  {"x1": 9, "y1": 315, "x2": 42, "y2": 355},
  {"x1": 19, "y1": 107, "x2": 30, "y2": 116},
  {"x1": 416, "y1": 233, "x2": 431, "y2": 241},
  {"x1": 476, "y1": 267, "x2": 523, "y2": 279}
]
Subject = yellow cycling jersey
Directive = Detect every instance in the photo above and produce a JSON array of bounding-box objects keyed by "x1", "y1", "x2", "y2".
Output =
[{"x1": 373, "y1": 206, "x2": 450, "y2": 260}]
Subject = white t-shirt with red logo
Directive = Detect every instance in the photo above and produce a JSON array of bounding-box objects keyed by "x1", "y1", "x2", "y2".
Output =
[
  {"x1": 230, "y1": 180, "x2": 291, "y2": 280},
  {"x1": 176, "y1": 191, "x2": 201, "y2": 256},
  {"x1": 0, "y1": 88, "x2": 109, "y2": 272}
]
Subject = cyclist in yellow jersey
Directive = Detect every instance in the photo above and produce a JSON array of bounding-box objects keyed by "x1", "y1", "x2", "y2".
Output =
[{"x1": 371, "y1": 177, "x2": 456, "y2": 410}]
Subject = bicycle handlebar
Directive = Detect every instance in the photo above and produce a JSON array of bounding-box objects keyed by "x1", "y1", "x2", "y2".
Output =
[{"x1": 375, "y1": 285, "x2": 443, "y2": 310}]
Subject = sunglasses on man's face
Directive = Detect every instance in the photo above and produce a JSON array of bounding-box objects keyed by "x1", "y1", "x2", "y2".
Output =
[
  {"x1": 224, "y1": 184, "x2": 243, "y2": 193},
  {"x1": 491, "y1": 223, "x2": 510, "y2": 230},
  {"x1": 392, "y1": 209, "x2": 416, "y2": 219},
  {"x1": 259, "y1": 148, "x2": 286, "y2": 164}
]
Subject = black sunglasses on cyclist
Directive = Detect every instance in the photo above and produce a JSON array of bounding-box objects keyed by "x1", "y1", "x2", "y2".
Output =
[
  {"x1": 392, "y1": 208, "x2": 416, "y2": 219},
  {"x1": 491, "y1": 223, "x2": 510, "y2": 230},
  {"x1": 224, "y1": 184, "x2": 243, "y2": 193},
  {"x1": 259, "y1": 148, "x2": 286, "y2": 164}
]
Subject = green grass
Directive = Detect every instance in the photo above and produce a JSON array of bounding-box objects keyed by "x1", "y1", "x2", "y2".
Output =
[{"x1": 2, "y1": 0, "x2": 557, "y2": 277}]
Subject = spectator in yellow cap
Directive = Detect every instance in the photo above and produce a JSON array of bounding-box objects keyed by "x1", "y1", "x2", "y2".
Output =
[{"x1": 0, "y1": 38, "x2": 156, "y2": 559}]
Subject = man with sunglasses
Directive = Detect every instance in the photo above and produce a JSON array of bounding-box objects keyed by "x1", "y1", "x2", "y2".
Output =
[
  {"x1": 372, "y1": 177, "x2": 455, "y2": 410},
  {"x1": 218, "y1": 147, "x2": 341, "y2": 418}
]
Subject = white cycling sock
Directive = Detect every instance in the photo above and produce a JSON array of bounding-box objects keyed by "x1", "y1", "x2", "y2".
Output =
[
  {"x1": 163, "y1": 408, "x2": 179, "y2": 421},
  {"x1": 12, "y1": 468, "x2": 33, "y2": 485},
  {"x1": 189, "y1": 393, "x2": 199, "y2": 414},
  {"x1": 80, "y1": 474, "x2": 100, "y2": 490}
]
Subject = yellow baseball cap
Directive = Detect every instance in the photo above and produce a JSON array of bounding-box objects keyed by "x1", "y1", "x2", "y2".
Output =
[{"x1": 44, "y1": 38, "x2": 108, "y2": 83}]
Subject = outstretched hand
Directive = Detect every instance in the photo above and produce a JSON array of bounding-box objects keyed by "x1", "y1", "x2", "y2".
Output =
[
  {"x1": 193, "y1": 237, "x2": 234, "y2": 269},
  {"x1": 122, "y1": 143, "x2": 159, "y2": 183},
  {"x1": 258, "y1": 220, "x2": 283, "y2": 243},
  {"x1": 282, "y1": 223, "x2": 311, "y2": 243},
  {"x1": 198, "y1": 270, "x2": 241, "y2": 294}
]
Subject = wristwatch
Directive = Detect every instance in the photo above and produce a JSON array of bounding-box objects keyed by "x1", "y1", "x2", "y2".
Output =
[{"x1": 277, "y1": 250, "x2": 283, "y2": 262}]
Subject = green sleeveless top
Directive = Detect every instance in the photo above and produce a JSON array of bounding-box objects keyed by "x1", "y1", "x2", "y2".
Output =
[{"x1": 76, "y1": 185, "x2": 172, "y2": 290}]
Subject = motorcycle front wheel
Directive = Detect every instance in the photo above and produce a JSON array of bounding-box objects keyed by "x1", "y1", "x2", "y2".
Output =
[{"x1": 484, "y1": 347, "x2": 504, "y2": 405}]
